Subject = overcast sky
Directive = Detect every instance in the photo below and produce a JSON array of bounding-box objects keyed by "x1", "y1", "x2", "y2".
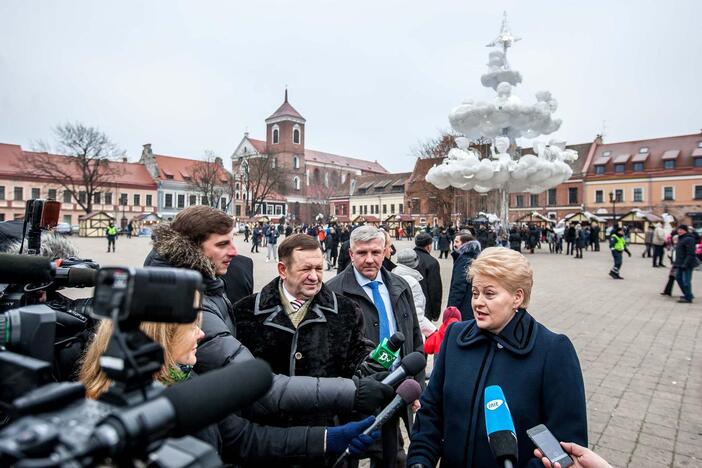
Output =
[{"x1": 1, "y1": 1, "x2": 700, "y2": 173}]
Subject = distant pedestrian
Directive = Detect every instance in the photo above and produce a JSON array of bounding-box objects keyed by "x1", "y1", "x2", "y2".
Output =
[
  {"x1": 574, "y1": 223, "x2": 585, "y2": 259},
  {"x1": 673, "y1": 224, "x2": 697, "y2": 303},
  {"x1": 651, "y1": 222, "x2": 666, "y2": 267},
  {"x1": 244, "y1": 224, "x2": 250, "y2": 243},
  {"x1": 265, "y1": 224, "x2": 279, "y2": 262},
  {"x1": 105, "y1": 221, "x2": 117, "y2": 253},
  {"x1": 250, "y1": 225, "x2": 261, "y2": 253},
  {"x1": 590, "y1": 223, "x2": 601, "y2": 251},
  {"x1": 509, "y1": 226, "x2": 522, "y2": 252},
  {"x1": 642, "y1": 225, "x2": 654, "y2": 258},
  {"x1": 608, "y1": 226, "x2": 631, "y2": 279},
  {"x1": 437, "y1": 229, "x2": 451, "y2": 259},
  {"x1": 126, "y1": 221, "x2": 133, "y2": 239}
]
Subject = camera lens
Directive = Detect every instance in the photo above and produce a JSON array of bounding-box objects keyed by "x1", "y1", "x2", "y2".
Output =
[{"x1": 0, "y1": 310, "x2": 18, "y2": 347}]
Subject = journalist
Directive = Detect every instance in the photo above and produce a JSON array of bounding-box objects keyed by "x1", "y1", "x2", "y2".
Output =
[
  {"x1": 80, "y1": 319, "x2": 380, "y2": 466},
  {"x1": 408, "y1": 247, "x2": 587, "y2": 467},
  {"x1": 143, "y1": 206, "x2": 391, "y2": 418}
]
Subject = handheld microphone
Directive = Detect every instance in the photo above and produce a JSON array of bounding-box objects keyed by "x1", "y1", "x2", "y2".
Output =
[
  {"x1": 484, "y1": 385, "x2": 518, "y2": 468},
  {"x1": 334, "y1": 379, "x2": 422, "y2": 467},
  {"x1": 0, "y1": 253, "x2": 97, "y2": 287},
  {"x1": 368, "y1": 332, "x2": 404, "y2": 369},
  {"x1": 381, "y1": 351, "x2": 426, "y2": 386},
  {"x1": 89, "y1": 359, "x2": 273, "y2": 457}
]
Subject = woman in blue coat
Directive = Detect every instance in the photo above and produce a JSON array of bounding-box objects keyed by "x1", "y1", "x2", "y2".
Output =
[{"x1": 408, "y1": 247, "x2": 587, "y2": 468}]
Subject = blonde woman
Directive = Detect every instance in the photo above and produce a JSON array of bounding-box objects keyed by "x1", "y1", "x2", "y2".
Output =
[
  {"x1": 408, "y1": 247, "x2": 587, "y2": 467},
  {"x1": 80, "y1": 319, "x2": 378, "y2": 465}
]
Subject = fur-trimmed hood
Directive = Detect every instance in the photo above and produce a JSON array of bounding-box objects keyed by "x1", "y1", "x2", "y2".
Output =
[{"x1": 149, "y1": 223, "x2": 216, "y2": 278}]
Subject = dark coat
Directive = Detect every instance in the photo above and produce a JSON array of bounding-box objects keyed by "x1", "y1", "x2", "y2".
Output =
[
  {"x1": 144, "y1": 224, "x2": 358, "y2": 418},
  {"x1": 509, "y1": 230, "x2": 522, "y2": 251},
  {"x1": 336, "y1": 239, "x2": 351, "y2": 273},
  {"x1": 233, "y1": 277, "x2": 374, "y2": 426},
  {"x1": 447, "y1": 241, "x2": 481, "y2": 321},
  {"x1": 437, "y1": 232, "x2": 451, "y2": 252},
  {"x1": 674, "y1": 232, "x2": 697, "y2": 269},
  {"x1": 222, "y1": 254, "x2": 254, "y2": 306},
  {"x1": 408, "y1": 311, "x2": 587, "y2": 468},
  {"x1": 413, "y1": 246, "x2": 443, "y2": 321}
]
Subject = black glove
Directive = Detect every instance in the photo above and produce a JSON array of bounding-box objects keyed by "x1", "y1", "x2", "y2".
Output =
[
  {"x1": 355, "y1": 359, "x2": 388, "y2": 378},
  {"x1": 352, "y1": 373, "x2": 393, "y2": 414}
]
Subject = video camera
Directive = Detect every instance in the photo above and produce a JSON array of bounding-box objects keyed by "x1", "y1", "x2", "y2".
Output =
[{"x1": 0, "y1": 265, "x2": 275, "y2": 467}]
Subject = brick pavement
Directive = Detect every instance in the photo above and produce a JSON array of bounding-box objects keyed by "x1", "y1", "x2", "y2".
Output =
[{"x1": 68, "y1": 234, "x2": 701, "y2": 467}]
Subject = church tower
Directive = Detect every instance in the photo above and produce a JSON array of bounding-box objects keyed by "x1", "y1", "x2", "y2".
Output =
[{"x1": 265, "y1": 89, "x2": 306, "y2": 155}]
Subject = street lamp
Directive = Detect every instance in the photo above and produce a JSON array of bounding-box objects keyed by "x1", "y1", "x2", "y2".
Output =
[{"x1": 609, "y1": 191, "x2": 617, "y2": 229}]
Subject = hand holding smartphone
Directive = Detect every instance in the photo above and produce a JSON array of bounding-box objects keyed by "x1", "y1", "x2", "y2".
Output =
[{"x1": 527, "y1": 424, "x2": 574, "y2": 468}]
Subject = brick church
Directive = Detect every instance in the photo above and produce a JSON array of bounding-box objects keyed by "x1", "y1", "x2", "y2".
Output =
[{"x1": 231, "y1": 91, "x2": 387, "y2": 224}]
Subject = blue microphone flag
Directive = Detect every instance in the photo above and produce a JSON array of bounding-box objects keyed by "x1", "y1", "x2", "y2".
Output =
[{"x1": 484, "y1": 385, "x2": 516, "y2": 435}]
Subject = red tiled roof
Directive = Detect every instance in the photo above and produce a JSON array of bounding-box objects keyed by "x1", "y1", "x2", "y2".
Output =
[
  {"x1": 153, "y1": 154, "x2": 230, "y2": 183},
  {"x1": 0, "y1": 142, "x2": 156, "y2": 189},
  {"x1": 266, "y1": 98, "x2": 305, "y2": 122},
  {"x1": 248, "y1": 139, "x2": 268, "y2": 154},
  {"x1": 305, "y1": 148, "x2": 387, "y2": 174}
]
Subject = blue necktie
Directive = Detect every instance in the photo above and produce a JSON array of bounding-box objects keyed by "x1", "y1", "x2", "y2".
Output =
[{"x1": 367, "y1": 281, "x2": 390, "y2": 343}]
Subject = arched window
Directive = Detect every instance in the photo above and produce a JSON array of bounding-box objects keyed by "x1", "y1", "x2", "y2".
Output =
[
  {"x1": 313, "y1": 168, "x2": 321, "y2": 185},
  {"x1": 272, "y1": 125, "x2": 280, "y2": 144},
  {"x1": 293, "y1": 156, "x2": 299, "y2": 169},
  {"x1": 293, "y1": 125, "x2": 301, "y2": 144},
  {"x1": 293, "y1": 176, "x2": 301, "y2": 190},
  {"x1": 324, "y1": 172, "x2": 329, "y2": 187}
]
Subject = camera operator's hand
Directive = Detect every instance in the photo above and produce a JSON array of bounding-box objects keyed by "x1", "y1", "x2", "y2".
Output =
[
  {"x1": 535, "y1": 442, "x2": 612, "y2": 468},
  {"x1": 326, "y1": 416, "x2": 379, "y2": 456},
  {"x1": 352, "y1": 373, "x2": 393, "y2": 413},
  {"x1": 355, "y1": 359, "x2": 387, "y2": 378}
]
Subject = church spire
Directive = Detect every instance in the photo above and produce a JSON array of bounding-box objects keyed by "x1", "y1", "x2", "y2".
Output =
[{"x1": 285, "y1": 87, "x2": 288, "y2": 103}]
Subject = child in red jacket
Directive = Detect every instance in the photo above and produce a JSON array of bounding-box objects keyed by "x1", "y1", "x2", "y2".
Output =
[{"x1": 425, "y1": 306, "x2": 462, "y2": 355}]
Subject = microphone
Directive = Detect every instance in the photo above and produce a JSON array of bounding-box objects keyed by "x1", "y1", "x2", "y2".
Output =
[
  {"x1": 381, "y1": 351, "x2": 426, "y2": 386},
  {"x1": 0, "y1": 253, "x2": 53, "y2": 283},
  {"x1": 89, "y1": 359, "x2": 273, "y2": 457},
  {"x1": 334, "y1": 379, "x2": 422, "y2": 466},
  {"x1": 484, "y1": 385, "x2": 518, "y2": 468},
  {"x1": 368, "y1": 332, "x2": 404, "y2": 369}
]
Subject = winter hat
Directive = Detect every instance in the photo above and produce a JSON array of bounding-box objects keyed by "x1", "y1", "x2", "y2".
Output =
[
  {"x1": 677, "y1": 224, "x2": 689, "y2": 233},
  {"x1": 396, "y1": 248, "x2": 419, "y2": 268},
  {"x1": 415, "y1": 232, "x2": 433, "y2": 247},
  {"x1": 442, "y1": 306, "x2": 462, "y2": 324}
]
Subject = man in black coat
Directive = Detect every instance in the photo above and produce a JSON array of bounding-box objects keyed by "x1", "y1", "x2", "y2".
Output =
[
  {"x1": 413, "y1": 232, "x2": 443, "y2": 321},
  {"x1": 222, "y1": 253, "x2": 254, "y2": 306},
  {"x1": 447, "y1": 232, "x2": 481, "y2": 321},
  {"x1": 327, "y1": 225, "x2": 424, "y2": 468},
  {"x1": 674, "y1": 224, "x2": 697, "y2": 303},
  {"x1": 233, "y1": 234, "x2": 388, "y2": 428}
]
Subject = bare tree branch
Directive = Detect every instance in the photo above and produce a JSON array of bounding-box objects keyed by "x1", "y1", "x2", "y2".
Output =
[
  {"x1": 188, "y1": 150, "x2": 235, "y2": 211},
  {"x1": 238, "y1": 153, "x2": 283, "y2": 217}
]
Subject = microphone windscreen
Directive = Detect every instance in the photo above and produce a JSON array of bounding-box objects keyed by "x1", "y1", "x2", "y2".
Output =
[
  {"x1": 0, "y1": 253, "x2": 53, "y2": 283},
  {"x1": 396, "y1": 378, "x2": 422, "y2": 404},
  {"x1": 164, "y1": 359, "x2": 273, "y2": 436},
  {"x1": 484, "y1": 385, "x2": 516, "y2": 435},
  {"x1": 66, "y1": 267, "x2": 97, "y2": 287},
  {"x1": 400, "y1": 352, "x2": 426, "y2": 377},
  {"x1": 387, "y1": 332, "x2": 405, "y2": 352}
]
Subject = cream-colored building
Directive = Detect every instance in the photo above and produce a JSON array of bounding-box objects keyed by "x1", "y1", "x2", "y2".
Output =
[{"x1": 348, "y1": 173, "x2": 409, "y2": 224}]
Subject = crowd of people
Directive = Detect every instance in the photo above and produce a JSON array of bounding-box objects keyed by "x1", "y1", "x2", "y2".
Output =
[{"x1": 83, "y1": 206, "x2": 701, "y2": 466}]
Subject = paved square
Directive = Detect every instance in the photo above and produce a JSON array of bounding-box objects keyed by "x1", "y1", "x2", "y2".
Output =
[{"x1": 67, "y1": 234, "x2": 701, "y2": 467}]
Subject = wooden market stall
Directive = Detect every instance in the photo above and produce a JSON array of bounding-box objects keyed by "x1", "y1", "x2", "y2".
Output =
[
  {"x1": 383, "y1": 214, "x2": 415, "y2": 237},
  {"x1": 617, "y1": 210, "x2": 664, "y2": 244},
  {"x1": 515, "y1": 211, "x2": 556, "y2": 227},
  {"x1": 79, "y1": 211, "x2": 115, "y2": 237},
  {"x1": 351, "y1": 215, "x2": 380, "y2": 226}
]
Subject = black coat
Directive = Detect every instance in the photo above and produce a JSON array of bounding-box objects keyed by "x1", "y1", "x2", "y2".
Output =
[
  {"x1": 674, "y1": 232, "x2": 697, "y2": 269},
  {"x1": 233, "y1": 277, "x2": 374, "y2": 427},
  {"x1": 447, "y1": 243, "x2": 480, "y2": 321},
  {"x1": 509, "y1": 230, "x2": 522, "y2": 251},
  {"x1": 437, "y1": 233, "x2": 451, "y2": 252},
  {"x1": 413, "y1": 247, "x2": 443, "y2": 321},
  {"x1": 408, "y1": 311, "x2": 587, "y2": 467},
  {"x1": 222, "y1": 254, "x2": 254, "y2": 306},
  {"x1": 336, "y1": 239, "x2": 351, "y2": 274}
]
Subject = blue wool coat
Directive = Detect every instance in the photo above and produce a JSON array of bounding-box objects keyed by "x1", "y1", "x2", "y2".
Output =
[{"x1": 408, "y1": 310, "x2": 587, "y2": 468}]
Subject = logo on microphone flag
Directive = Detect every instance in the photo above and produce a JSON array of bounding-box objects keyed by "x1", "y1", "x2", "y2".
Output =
[{"x1": 486, "y1": 399, "x2": 504, "y2": 411}]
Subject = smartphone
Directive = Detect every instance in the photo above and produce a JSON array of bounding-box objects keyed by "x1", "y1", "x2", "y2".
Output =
[{"x1": 527, "y1": 424, "x2": 574, "y2": 468}]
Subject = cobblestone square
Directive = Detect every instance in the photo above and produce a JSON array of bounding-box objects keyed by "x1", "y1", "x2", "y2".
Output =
[{"x1": 69, "y1": 234, "x2": 701, "y2": 467}]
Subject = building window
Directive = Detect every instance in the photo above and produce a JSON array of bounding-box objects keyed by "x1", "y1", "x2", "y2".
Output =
[
  {"x1": 614, "y1": 164, "x2": 625, "y2": 173},
  {"x1": 663, "y1": 186, "x2": 674, "y2": 201},
  {"x1": 93, "y1": 192, "x2": 101, "y2": 205},
  {"x1": 293, "y1": 156, "x2": 300, "y2": 169},
  {"x1": 595, "y1": 165, "x2": 605, "y2": 175},
  {"x1": 324, "y1": 172, "x2": 329, "y2": 187},
  {"x1": 568, "y1": 187, "x2": 578, "y2": 205},
  {"x1": 189, "y1": 195, "x2": 197, "y2": 206},
  {"x1": 633, "y1": 188, "x2": 643, "y2": 202},
  {"x1": 79, "y1": 191, "x2": 87, "y2": 204},
  {"x1": 530, "y1": 194, "x2": 539, "y2": 207},
  {"x1": 664, "y1": 160, "x2": 675, "y2": 170},
  {"x1": 165, "y1": 194, "x2": 173, "y2": 208},
  {"x1": 633, "y1": 162, "x2": 644, "y2": 172},
  {"x1": 62, "y1": 215, "x2": 71, "y2": 224},
  {"x1": 63, "y1": 190, "x2": 72, "y2": 203},
  {"x1": 175, "y1": 194, "x2": 183, "y2": 208},
  {"x1": 221, "y1": 197, "x2": 227, "y2": 209},
  {"x1": 0, "y1": 186, "x2": 4, "y2": 200},
  {"x1": 614, "y1": 189, "x2": 624, "y2": 202},
  {"x1": 390, "y1": 203, "x2": 395, "y2": 213},
  {"x1": 133, "y1": 194, "x2": 141, "y2": 206},
  {"x1": 146, "y1": 194, "x2": 152, "y2": 206},
  {"x1": 14, "y1": 187, "x2": 23, "y2": 201},
  {"x1": 46, "y1": 188, "x2": 56, "y2": 200},
  {"x1": 603, "y1": 151, "x2": 611, "y2": 157},
  {"x1": 595, "y1": 190, "x2": 604, "y2": 203},
  {"x1": 201, "y1": 196, "x2": 208, "y2": 206},
  {"x1": 235, "y1": 205, "x2": 241, "y2": 216},
  {"x1": 547, "y1": 188, "x2": 556, "y2": 206},
  {"x1": 271, "y1": 158, "x2": 276, "y2": 169},
  {"x1": 639, "y1": 147, "x2": 648, "y2": 154},
  {"x1": 31, "y1": 188, "x2": 40, "y2": 199},
  {"x1": 694, "y1": 185, "x2": 702, "y2": 200},
  {"x1": 383, "y1": 204, "x2": 387, "y2": 214},
  {"x1": 694, "y1": 158, "x2": 702, "y2": 168},
  {"x1": 516, "y1": 195, "x2": 524, "y2": 208},
  {"x1": 398, "y1": 203, "x2": 403, "y2": 213},
  {"x1": 272, "y1": 125, "x2": 280, "y2": 144},
  {"x1": 293, "y1": 126, "x2": 301, "y2": 144},
  {"x1": 293, "y1": 176, "x2": 300, "y2": 190},
  {"x1": 105, "y1": 192, "x2": 112, "y2": 205},
  {"x1": 352, "y1": 206, "x2": 356, "y2": 215},
  {"x1": 119, "y1": 193, "x2": 127, "y2": 206},
  {"x1": 375, "y1": 205, "x2": 379, "y2": 214}
]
